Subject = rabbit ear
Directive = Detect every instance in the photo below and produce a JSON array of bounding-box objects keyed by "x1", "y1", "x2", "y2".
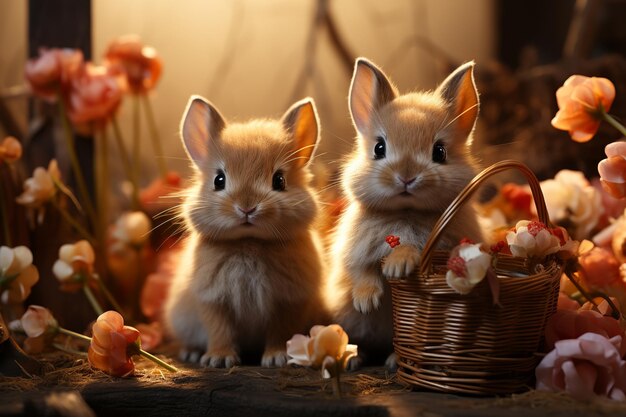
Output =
[
  {"x1": 281, "y1": 98, "x2": 320, "y2": 168},
  {"x1": 180, "y1": 95, "x2": 226, "y2": 167},
  {"x1": 349, "y1": 58, "x2": 397, "y2": 136},
  {"x1": 436, "y1": 61, "x2": 479, "y2": 138}
]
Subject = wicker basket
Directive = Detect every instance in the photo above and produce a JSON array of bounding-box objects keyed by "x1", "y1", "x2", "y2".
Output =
[{"x1": 390, "y1": 160, "x2": 562, "y2": 395}]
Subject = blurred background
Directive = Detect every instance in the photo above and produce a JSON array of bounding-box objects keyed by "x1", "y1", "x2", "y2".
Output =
[{"x1": 2, "y1": 0, "x2": 625, "y2": 184}]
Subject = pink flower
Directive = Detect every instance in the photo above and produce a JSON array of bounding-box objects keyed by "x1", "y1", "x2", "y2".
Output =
[
  {"x1": 16, "y1": 159, "x2": 61, "y2": 225},
  {"x1": 536, "y1": 333, "x2": 626, "y2": 400},
  {"x1": 0, "y1": 136, "x2": 22, "y2": 163},
  {"x1": 25, "y1": 48, "x2": 84, "y2": 101},
  {"x1": 110, "y1": 211, "x2": 151, "y2": 253},
  {"x1": 104, "y1": 35, "x2": 163, "y2": 94},
  {"x1": 20, "y1": 305, "x2": 58, "y2": 338},
  {"x1": 505, "y1": 220, "x2": 561, "y2": 258},
  {"x1": 551, "y1": 75, "x2": 616, "y2": 142},
  {"x1": 139, "y1": 171, "x2": 182, "y2": 215},
  {"x1": 578, "y1": 246, "x2": 622, "y2": 288},
  {"x1": 445, "y1": 243, "x2": 492, "y2": 294},
  {"x1": 134, "y1": 322, "x2": 163, "y2": 352},
  {"x1": 140, "y1": 243, "x2": 180, "y2": 321},
  {"x1": 88, "y1": 310, "x2": 140, "y2": 377},
  {"x1": 557, "y1": 293, "x2": 580, "y2": 311},
  {"x1": 66, "y1": 64, "x2": 124, "y2": 135},
  {"x1": 52, "y1": 240, "x2": 96, "y2": 292},
  {"x1": 0, "y1": 246, "x2": 39, "y2": 304},
  {"x1": 598, "y1": 141, "x2": 626, "y2": 199}
]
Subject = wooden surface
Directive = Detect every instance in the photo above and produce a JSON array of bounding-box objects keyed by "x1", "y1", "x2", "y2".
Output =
[{"x1": 2, "y1": 356, "x2": 626, "y2": 417}]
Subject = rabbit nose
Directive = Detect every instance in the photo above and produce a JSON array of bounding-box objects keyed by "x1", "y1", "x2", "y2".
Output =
[
  {"x1": 398, "y1": 176, "x2": 417, "y2": 186},
  {"x1": 237, "y1": 206, "x2": 257, "y2": 215}
]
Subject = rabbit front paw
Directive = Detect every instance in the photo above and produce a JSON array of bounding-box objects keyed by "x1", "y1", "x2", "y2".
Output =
[
  {"x1": 261, "y1": 349, "x2": 289, "y2": 368},
  {"x1": 382, "y1": 245, "x2": 420, "y2": 279},
  {"x1": 352, "y1": 281, "x2": 383, "y2": 313},
  {"x1": 200, "y1": 349, "x2": 241, "y2": 368}
]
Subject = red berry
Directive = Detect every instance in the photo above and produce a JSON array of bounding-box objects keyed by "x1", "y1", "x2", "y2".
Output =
[
  {"x1": 460, "y1": 237, "x2": 474, "y2": 245},
  {"x1": 526, "y1": 221, "x2": 547, "y2": 237},
  {"x1": 490, "y1": 240, "x2": 506, "y2": 254},
  {"x1": 446, "y1": 256, "x2": 466, "y2": 277},
  {"x1": 385, "y1": 235, "x2": 401, "y2": 248}
]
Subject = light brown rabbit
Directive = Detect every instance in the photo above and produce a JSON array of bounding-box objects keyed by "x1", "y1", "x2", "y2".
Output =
[
  {"x1": 327, "y1": 58, "x2": 483, "y2": 369},
  {"x1": 164, "y1": 95, "x2": 327, "y2": 368}
]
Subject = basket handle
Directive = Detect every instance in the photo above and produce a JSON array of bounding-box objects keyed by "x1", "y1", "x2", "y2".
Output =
[{"x1": 419, "y1": 160, "x2": 550, "y2": 275}]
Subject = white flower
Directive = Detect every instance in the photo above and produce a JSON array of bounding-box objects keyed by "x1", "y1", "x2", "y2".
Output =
[
  {"x1": 445, "y1": 243, "x2": 493, "y2": 295},
  {"x1": 110, "y1": 211, "x2": 151, "y2": 252},
  {"x1": 52, "y1": 240, "x2": 95, "y2": 287},
  {"x1": 20, "y1": 305, "x2": 58, "y2": 338},
  {"x1": 506, "y1": 220, "x2": 562, "y2": 258},
  {"x1": 286, "y1": 324, "x2": 358, "y2": 378},
  {"x1": 538, "y1": 170, "x2": 602, "y2": 240},
  {"x1": 0, "y1": 246, "x2": 39, "y2": 304},
  {"x1": 16, "y1": 159, "x2": 61, "y2": 224}
]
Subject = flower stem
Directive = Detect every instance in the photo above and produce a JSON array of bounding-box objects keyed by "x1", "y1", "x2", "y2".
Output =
[
  {"x1": 137, "y1": 349, "x2": 179, "y2": 373},
  {"x1": 111, "y1": 117, "x2": 140, "y2": 209},
  {"x1": 142, "y1": 95, "x2": 168, "y2": 178},
  {"x1": 58, "y1": 327, "x2": 92, "y2": 343},
  {"x1": 57, "y1": 98, "x2": 98, "y2": 229},
  {"x1": 97, "y1": 127, "x2": 110, "y2": 243},
  {"x1": 53, "y1": 342, "x2": 88, "y2": 357},
  {"x1": 96, "y1": 276, "x2": 125, "y2": 315},
  {"x1": 0, "y1": 169, "x2": 12, "y2": 246},
  {"x1": 331, "y1": 364, "x2": 342, "y2": 399},
  {"x1": 132, "y1": 95, "x2": 142, "y2": 202},
  {"x1": 602, "y1": 112, "x2": 626, "y2": 137},
  {"x1": 50, "y1": 198, "x2": 96, "y2": 244},
  {"x1": 83, "y1": 284, "x2": 104, "y2": 316}
]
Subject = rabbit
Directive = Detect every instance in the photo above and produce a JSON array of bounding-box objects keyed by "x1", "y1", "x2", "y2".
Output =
[
  {"x1": 327, "y1": 58, "x2": 484, "y2": 369},
  {"x1": 164, "y1": 95, "x2": 328, "y2": 368}
]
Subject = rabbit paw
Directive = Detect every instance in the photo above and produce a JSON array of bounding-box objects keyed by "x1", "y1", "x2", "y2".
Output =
[
  {"x1": 385, "y1": 352, "x2": 398, "y2": 371},
  {"x1": 179, "y1": 348, "x2": 203, "y2": 363},
  {"x1": 352, "y1": 281, "x2": 383, "y2": 313},
  {"x1": 200, "y1": 349, "x2": 241, "y2": 368},
  {"x1": 346, "y1": 354, "x2": 364, "y2": 371},
  {"x1": 382, "y1": 245, "x2": 420, "y2": 279},
  {"x1": 261, "y1": 349, "x2": 289, "y2": 368}
]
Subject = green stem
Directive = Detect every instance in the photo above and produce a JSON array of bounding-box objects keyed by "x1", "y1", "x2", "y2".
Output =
[
  {"x1": 50, "y1": 198, "x2": 96, "y2": 244},
  {"x1": 83, "y1": 284, "x2": 104, "y2": 316},
  {"x1": 57, "y1": 98, "x2": 98, "y2": 229},
  {"x1": 112, "y1": 117, "x2": 140, "y2": 209},
  {"x1": 53, "y1": 342, "x2": 88, "y2": 357},
  {"x1": 132, "y1": 95, "x2": 142, "y2": 203},
  {"x1": 137, "y1": 349, "x2": 179, "y2": 373},
  {"x1": 602, "y1": 112, "x2": 626, "y2": 138},
  {"x1": 97, "y1": 127, "x2": 110, "y2": 244},
  {"x1": 58, "y1": 327, "x2": 92, "y2": 343},
  {"x1": 142, "y1": 95, "x2": 168, "y2": 178},
  {"x1": 0, "y1": 168, "x2": 12, "y2": 246},
  {"x1": 96, "y1": 276, "x2": 125, "y2": 315}
]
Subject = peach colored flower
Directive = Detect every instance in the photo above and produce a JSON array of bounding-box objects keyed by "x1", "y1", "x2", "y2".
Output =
[
  {"x1": 25, "y1": 48, "x2": 84, "y2": 101},
  {"x1": 104, "y1": 34, "x2": 163, "y2": 94},
  {"x1": 545, "y1": 308, "x2": 626, "y2": 357},
  {"x1": 0, "y1": 136, "x2": 22, "y2": 163},
  {"x1": 139, "y1": 171, "x2": 182, "y2": 215},
  {"x1": 20, "y1": 305, "x2": 58, "y2": 338},
  {"x1": 557, "y1": 293, "x2": 581, "y2": 311},
  {"x1": 88, "y1": 310, "x2": 140, "y2": 377},
  {"x1": 140, "y1": 243, "x2": 179, "y2": 321},
  {"x1": 287, "y1": 324, "x2": 357, "y2": 378},
  {"x1": 134, "y1": 322, "x2": 163, "y2": 352},
  {"x1": 551, "y1": 75, "x2": 616, "y2": 142},
  {"x1": 0, "y1": 246, "x2": 39, "y2": 304},
  {"x1": 506, "y1": 220, "x2": 562, "y2": 258},
  {"x1": 578, "y1": 246, "x2": 622, "y2": 288},
  {"x1": 66, "y1": 64, "x2": 124, "y2": 135},
  {"x1": 599, "y1": 141, "x2": 626, "y2": 199},
  {"x1": 445, "y1": 243, "x2": 492, "y2": 295},
  {"x1": 110, "y1": 211, "x2": 152, "y2": 253},
  {"x1": 16, "y1": 159, "x2": 61, "y2": 224},
  {"x1": 536, "y1": 333, "x2": 626, "y2": 400},
  {"x1": 52, "y1": 240, "x2": 96, "y2": 292}
]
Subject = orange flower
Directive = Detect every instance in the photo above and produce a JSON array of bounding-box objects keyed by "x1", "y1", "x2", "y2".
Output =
[
  {"x1": 25, "y1": 48, "x2": 84, "y2": 101},
  {"x1": 66, "y1": 64, "x2": 124, "y2": 135},
  {"x1": 139, "y1": 171, "x2": 182, "y2": 215},
  {"x1": 551, "y1": 75, "x2": 615, "y2": 142},
  {"x1": 0, "y1": 136, "x2": 22, "y2": 163},
  {"x1": 598, "y1": 141, "x2": 626, "y2": 199},
  {"x1": 578, "y1": 246, "x2": 622, "y2": 288},
  {"x1": 104, "y1": 34, "x2": 163, "y2": 94},
  {"x1": 88, "y1": 311, "x2": 140, "y2": 377},
  {"x1": 52, "y1": 240, "x2": 96, "y2": 292}
]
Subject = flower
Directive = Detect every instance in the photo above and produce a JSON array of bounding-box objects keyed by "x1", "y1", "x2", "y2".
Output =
[
  {"x1": 0, "y1": 246, "x2": 39, "y2": 304},
  {"x1": 139, "y1": 171, "x2": 182, "y2": 215},
  {"x1": 538, "y1": 170, "x2": 603, "y2": 240},
  {"x1": 20, "y1": 305, "x2": 58, "y2": 338},
  {"x1": 104, "y1": 34, "x2": 163, "y2": 94},
  {"x1": 505, "y1": 220, "x2": 562, "y2": 258},
  {"x1": 140, "y1": 242, "x2": 179, "y2": 321},
  {"x1": 88, "y1": 310, "x2": 140, "y2": 377},
  {"x1": 286, "y1": 324, "x2": 357, "y2": 378},
  {"x1": 445, "y1": 243, "x2": 492, "y2": 295},
  {"x1": 25, "y1": 48, "x2": 84, "y2": 101},
  {"x1": 598, "y1": 141, "x2": 626, "y2": 199},
  {"x1": 16, "y1": 159, "x2": 61, "y2": 224},
  {"x1": 536, "y1": 333, "x2": 626, "y2": 400},
  {"x1": 134, "y1": 322, "x2": 163, "y2": 352},
  {"x1": 578, "y1": 246, "x2": 622, "y2": 288},
  {"x1": 66, "y1": 64, "x2": 124, "y2": 135},
  {"x1": 52, "y1": 240, "x2": 96, "y2": 292},
  {"x1": 551, "y1": 75, "x2": 616, "y2": 142},
  {"x1": 110, "y1": 211, "x2": 152, "y2": 253},
  {"x1": 0, "y1": 136, "x2": 22, "y2": 163}
]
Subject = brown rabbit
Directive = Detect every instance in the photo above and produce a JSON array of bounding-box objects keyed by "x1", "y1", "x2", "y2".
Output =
[
  {"x1": 327, "y1": 58, "x2": 483, "y2": 369},
  {"x1": 164, "y1": 96, "x2": 327, "y2": 368}
]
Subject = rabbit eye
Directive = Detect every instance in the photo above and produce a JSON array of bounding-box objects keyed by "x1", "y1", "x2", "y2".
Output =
[
  {"x1": 272, "y1": 171, "x2": 286, "y2": 191},
  {"x1": 432, "y1": 141, "x2": 446, "y2": 163},
  {"x1": 374, "y1": 137, "x2": 386, "y2": 160},
  {"x1": 214, "y1": 170, "x2": 226, "y2": 190}
]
